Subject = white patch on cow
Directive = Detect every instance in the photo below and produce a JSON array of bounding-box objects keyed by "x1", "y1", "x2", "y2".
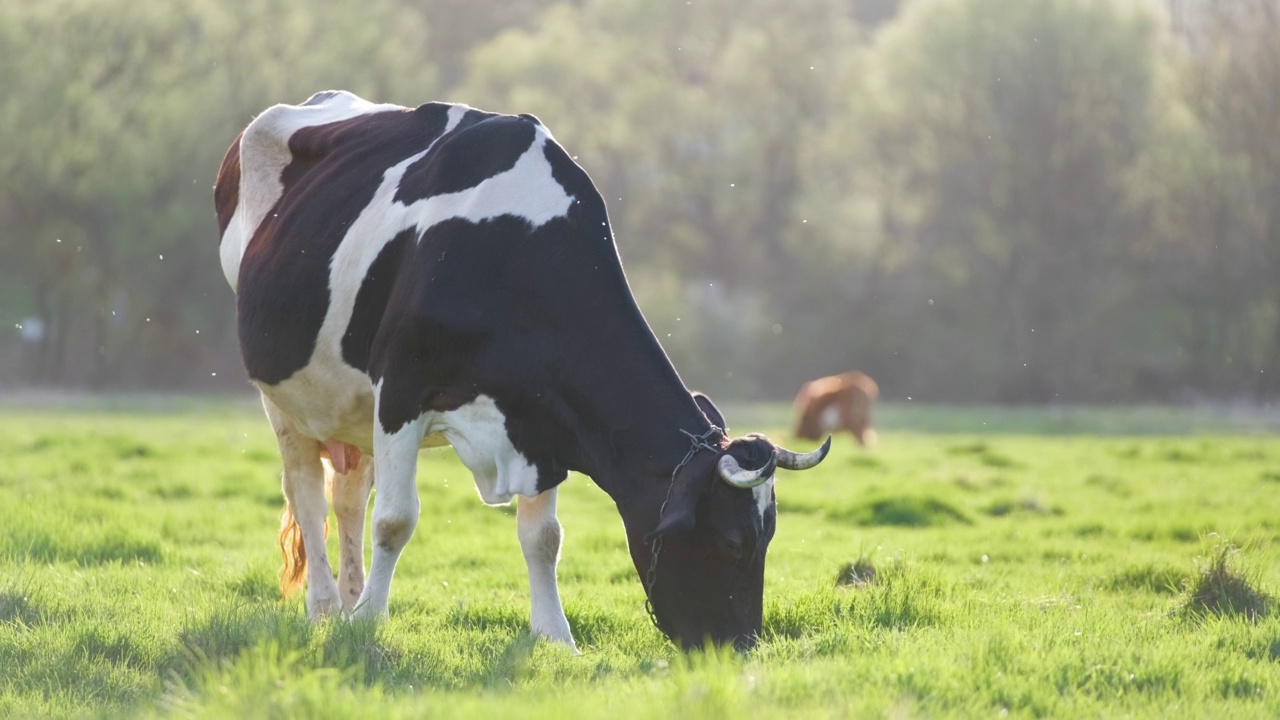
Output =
[
  {"x1": 219, "y1": 201, "x2": 248, "y2": 290},
  {"x1": 403, "y1": 133, "x2": 574, "y2": 231},
  {"x1": 256, "y1": 364, "x2": 377, "y2": 450},
  {"x1": 222, "y1": 90, "x2": 403, "y2": 291},
  {"x1": 751, "y1": 479, "x2": 775, "y2": 524},
  {"x1": 354, "y1": 392, "x2": 427, "y2": 620},
  {"x1": 819, "y1": 405, "x2": 840, "y2": 433},
  {"x1": 427, "y1": 395, "x2": 541, "y2": 505},
  {"x1": 318, "y1": 110, "x2": 573, "y2": 373},
  {"x1": 443, "y1": 103, "x2": 470, "y2": 134}
]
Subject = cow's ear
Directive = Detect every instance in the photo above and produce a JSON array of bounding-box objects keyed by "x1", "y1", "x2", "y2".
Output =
[
  {"x1": 644, "y1": 457, "x2": 713, "y2": 542},
  {"x1": 645, "y1": 500, "x2": 697, "y2": 542},
  {"x1": 692, "y1": 391, "x2": 728, "y2": 434}
]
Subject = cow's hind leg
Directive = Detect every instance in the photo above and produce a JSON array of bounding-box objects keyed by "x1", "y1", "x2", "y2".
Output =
[
  {"x1": 264, "y1": 396, "x2": 341, "y2": 618},
  {"x1": 331, "y1": 454, "x2": 374, "y2": 613},
  {"x1": 352, "y1": 409, "x2": 426, "y2": 620},
  {"x1": 517, "y1": 488, "x2": 576, "y2": 651}
]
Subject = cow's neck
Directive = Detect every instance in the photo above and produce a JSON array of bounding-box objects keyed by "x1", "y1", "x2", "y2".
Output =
[{"x1": 550, "y1": 311, "x2": 720, "y2": 504}]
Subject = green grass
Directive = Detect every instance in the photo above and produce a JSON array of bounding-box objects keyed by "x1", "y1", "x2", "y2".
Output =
[{"x1": 1, "y1": 398, "x2": 1279, "y2": 718}]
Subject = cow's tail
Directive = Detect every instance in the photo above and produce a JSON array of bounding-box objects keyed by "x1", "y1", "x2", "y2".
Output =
[{"x1": 277, "y1": 463, "x2": 333, "y2": 598}]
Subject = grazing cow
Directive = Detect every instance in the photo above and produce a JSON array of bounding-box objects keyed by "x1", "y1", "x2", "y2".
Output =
[
  {"x1": 793, "y1": 371, "x2": 878, "y2": 446},
  {"x1": 214, "y1": 91, "x2": 831, "y2": 652}
]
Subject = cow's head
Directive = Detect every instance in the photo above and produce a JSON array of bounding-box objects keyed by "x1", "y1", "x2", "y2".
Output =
[{"x1": 625, "y1": 394, "x2": 830, "y2": 652}]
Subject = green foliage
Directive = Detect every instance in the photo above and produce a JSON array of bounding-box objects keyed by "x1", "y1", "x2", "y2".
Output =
[
  {"x1": 0, "y1": 0, "x2": 1277, "y2": 402},
  {"x1": 0, "y1": 0, "x2": 435, "y2": 387},
  {"x1": 853, "y1": 0, "x2": 1166, "y2": 401},
  {"x1": 1, "y1": 402, "x2": 1279, "y2": 717}
]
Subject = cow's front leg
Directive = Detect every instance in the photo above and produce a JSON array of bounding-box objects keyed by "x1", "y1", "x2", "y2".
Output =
[
  {"x1": 331, "y1": 453, "x2": 374, "y2": 613},
  {"x1": 517, "y1": 488, "x2": 577, "y2": 651},
  {"x1": 351, "y1": 412, "x2": 425, "y2": 620},
  {"x1": 264, "y1": 396, "x2": 341, "y2": 618}
]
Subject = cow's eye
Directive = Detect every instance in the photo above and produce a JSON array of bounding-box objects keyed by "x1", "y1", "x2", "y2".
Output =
[{"x1": 716, "y1": 534, "x2": 744, "y2": 559}]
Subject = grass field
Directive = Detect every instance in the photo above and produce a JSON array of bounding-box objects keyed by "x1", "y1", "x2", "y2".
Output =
[{"x1": 1, "y1": 397, "x2": 1278, "y2": 718}]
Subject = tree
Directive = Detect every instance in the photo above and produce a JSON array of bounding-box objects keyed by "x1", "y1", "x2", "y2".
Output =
[
  {"x1": 1175, "y1": 0, "x2": 1280, "y2": 396},
  {"x1": 859, "y1": 0, "x2": 1165, "y2": 401},
  {"x1": 0, "y1": 0, "x2": 436, "y2": 387}
]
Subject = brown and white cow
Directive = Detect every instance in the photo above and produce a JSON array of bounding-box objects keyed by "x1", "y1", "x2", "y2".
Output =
[
  {"x1": 214, "y1": 91, "x2": 830, "y2": 652},
  {"x1": 793, "y1": 371, "x2": 879, "y2": 447}
]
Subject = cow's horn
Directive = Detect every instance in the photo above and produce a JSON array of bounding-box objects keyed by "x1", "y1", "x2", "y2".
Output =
[
  {"x1": 775, "y1": 436, "x2": 832, "y2": 470},
  {"x1": 717, "y1": 453, "x2": 777, "y2": 488}
]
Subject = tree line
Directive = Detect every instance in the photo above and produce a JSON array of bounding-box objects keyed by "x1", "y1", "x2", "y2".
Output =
[{"x1": 0, "y1": 0, "x2": 1275, "y2": 403}]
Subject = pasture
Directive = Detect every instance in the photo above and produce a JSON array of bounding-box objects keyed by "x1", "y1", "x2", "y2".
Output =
[{"x1": 1, "y1": 398, "x2": 1278, "y2": 718}]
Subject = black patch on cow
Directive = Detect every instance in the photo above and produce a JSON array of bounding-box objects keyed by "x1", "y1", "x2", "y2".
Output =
[
  {"x1": 340, "y1": 228, "x2": 415, "y2": 371},
  {"x1": 394, "y1": 113, "x2": 536, "y2": 204},
  {"x1": 369, "y1": 215, "x2": 530, "y2": 431},
  {"x1": 236, "y1": 104, "x2": 453, "y2": 385},
  {"x1": 367, "y1": 213, "x2": 596, "y2": 491}
]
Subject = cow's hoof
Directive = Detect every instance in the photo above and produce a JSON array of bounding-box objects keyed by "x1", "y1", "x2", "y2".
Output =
[{"x1": 307, "y1": 589, "x2": 342, "y2": 619}]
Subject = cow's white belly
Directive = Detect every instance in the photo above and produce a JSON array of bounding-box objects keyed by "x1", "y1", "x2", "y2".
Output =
[
  {"x1": 257, "y1": 355, "x2": 378, "y2": 449},
  {"x1": 432, "y1": 395, "x2": 540, "y2": 505},
  {"x1": 819, "y1": 405, "x2": 841, "y2": 433},
  {"x1": 261, "y1": 353, "x2": 538, "y2": 506}
]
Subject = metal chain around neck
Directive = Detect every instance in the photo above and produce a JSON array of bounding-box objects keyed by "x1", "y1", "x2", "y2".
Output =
[{"x1": 643, "y1": 426, "x2": 723, "y2": 638}]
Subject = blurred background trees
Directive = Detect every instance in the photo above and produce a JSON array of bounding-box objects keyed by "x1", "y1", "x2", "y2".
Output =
[{"x1": 0, "y1": 0, "x2": 1275, "y2": 404}]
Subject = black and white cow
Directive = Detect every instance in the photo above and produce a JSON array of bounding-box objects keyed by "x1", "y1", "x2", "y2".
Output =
[{"x1": 214, "y1": 90, "x2": 830, "y2": 652}]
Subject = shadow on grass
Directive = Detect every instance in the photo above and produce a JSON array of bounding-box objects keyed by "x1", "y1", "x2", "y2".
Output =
[
  {"x1": 480, "y1": 632, "x2": 540, "y2": 688},
  {"x1": 0, "y1": 583, "x2": 44, "y2": 627},
  {"x1": 167, "y1": 604, "x2": 315, "y2": 681},
  {"x1": 3, "y1": 526, "x2": 164, "y2": 567}
]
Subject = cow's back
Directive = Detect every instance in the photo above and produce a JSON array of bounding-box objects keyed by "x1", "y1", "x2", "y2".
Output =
[{"x1": 215, "y1": 91, "x2": 617, "y2": 449}]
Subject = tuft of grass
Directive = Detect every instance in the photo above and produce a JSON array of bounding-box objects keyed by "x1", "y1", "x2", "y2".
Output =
[
  {"x1": 842, "y1": 496, "x2": 971, "y2": 527},
  {"x1": 977, "y1": 451, "x2": 1020, "y2": 469},
  {"x1": 984, "y1": 495, "x2": 1059, "y2": 517},
  {"x1": 835, "y1": 556, "x2": 877, "y2": 588},
  {"x1": 779, "y1": 495, "x2": 971, "y2": 527},
  {"x1": 1177, "y1": 542, "x2": 1272, "y2": 621},
  {"x1": 1073, "y1": 522, "x2": 1109, "y2": 537},
  {"x1": 227, "y1": 567, "x2": 280, "y2": 602},
  {"x1": 1162, "y1": 446, "x2": 1208, "y2": 464},
  {"x1": 946, "y1": 441, "x2": 990, "y2": 455},
  {"x1": 1084, "y1": 473, "x2": 1129, "y2": 496},
  {"x1": 1101, "y1": 563, "x2": 1184, "y2": 595},
  {"x1": 944, "y1": 441, "x2": 1020, "y2": 468}
]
